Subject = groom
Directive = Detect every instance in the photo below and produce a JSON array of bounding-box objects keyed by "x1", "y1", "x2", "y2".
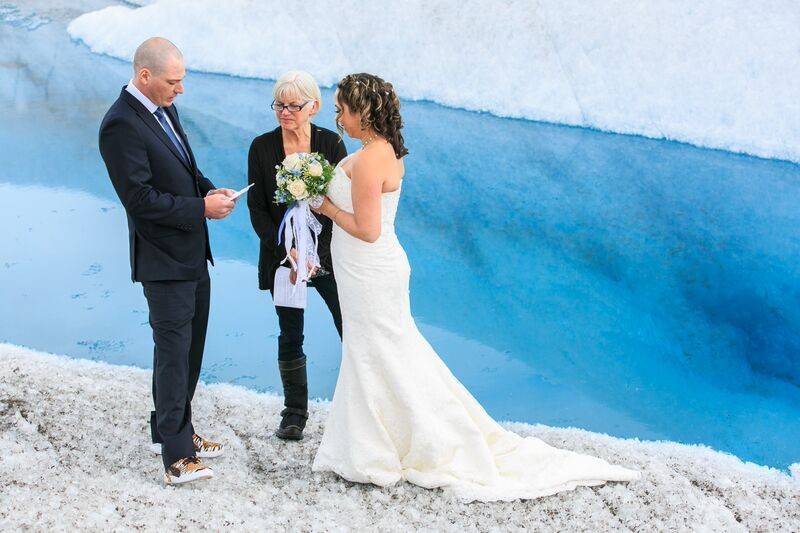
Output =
[{"x1": 99, "y1": 37, "x2": 235, "y2": 485}]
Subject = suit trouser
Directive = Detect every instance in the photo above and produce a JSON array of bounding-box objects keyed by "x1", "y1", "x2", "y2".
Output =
[
  {"x1": 270, "y1": 273, "x2": 343, "y2": 362},
  {"x1": 142, "y1": 268, "x2": 210, "y2": 469}
]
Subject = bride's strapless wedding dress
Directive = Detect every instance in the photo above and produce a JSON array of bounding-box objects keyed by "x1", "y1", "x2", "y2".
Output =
[{"x1": 311, "y1": 156, "x2": 640, "y2": 501}]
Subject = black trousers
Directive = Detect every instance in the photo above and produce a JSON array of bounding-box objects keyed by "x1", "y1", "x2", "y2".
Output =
[
  {"x1": 142, "y1": 268, "x2": 210, "y2": 469},
  {"x1": 271, "y1": 273, "x2": 343, "y2": 362}
]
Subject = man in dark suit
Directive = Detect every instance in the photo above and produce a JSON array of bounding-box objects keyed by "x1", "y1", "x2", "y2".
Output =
[{"x1": 99, "y1": 37, "x2": 235, "y2": 485}]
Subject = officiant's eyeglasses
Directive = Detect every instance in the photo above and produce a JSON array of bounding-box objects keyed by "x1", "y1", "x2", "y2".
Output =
[{"x1": 271, "y1": 100, "x2": 313, "y2": 112}]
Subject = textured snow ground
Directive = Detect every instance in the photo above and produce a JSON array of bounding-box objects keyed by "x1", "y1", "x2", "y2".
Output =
[
  {"x1": 1, "y1": 344, "x2": 798, "y2": 531},
  {"x1": 67, "y1": 0, "x2": 800, "y2": 163}
]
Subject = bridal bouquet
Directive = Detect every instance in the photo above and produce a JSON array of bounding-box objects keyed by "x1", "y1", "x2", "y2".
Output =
[
  {"x1": 274, "y1": 152, "x2": 335, "y2": 287},
  {"x1": 274, "y1": 152, "x2": 335, "y2": 205}
]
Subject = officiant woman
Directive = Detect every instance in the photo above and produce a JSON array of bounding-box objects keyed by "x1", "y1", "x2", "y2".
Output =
[{"x1": 247, "y1": 70, "x2": 346, "y2": 441}]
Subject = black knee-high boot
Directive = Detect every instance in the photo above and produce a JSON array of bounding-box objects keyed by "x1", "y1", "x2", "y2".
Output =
[{"x1": 275, "y1": 355, "x2": 309, "y2": 440}]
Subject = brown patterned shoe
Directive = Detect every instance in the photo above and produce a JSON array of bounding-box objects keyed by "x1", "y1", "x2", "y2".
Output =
[
  {"x1": 163, "y1": 457, "x2": 213, "y2": 485},
  {"x1": 150, "y1": 435, "x2": 223, "y2": 458},
  {"x1": 193, "y1": 433, "x2": 224, "y2": 458}
]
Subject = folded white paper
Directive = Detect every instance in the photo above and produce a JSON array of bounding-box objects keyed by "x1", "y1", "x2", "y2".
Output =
[
  {"x1": 230, "y1": 183, "x2": 254, "y2": 201},
  {"x1": 273, "y1": 266, "x2": 307, "y2": 309}
]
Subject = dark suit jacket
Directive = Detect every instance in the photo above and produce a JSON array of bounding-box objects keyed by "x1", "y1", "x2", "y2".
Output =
[
  {"x1": 99, "y1": 87, "x2": 215, "y2": 282},
  {"x1": 247, "y1": 125, "x2": 347, "y2": 291}
]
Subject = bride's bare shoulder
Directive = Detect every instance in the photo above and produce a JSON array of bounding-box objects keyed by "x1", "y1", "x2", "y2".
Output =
[
  {"x1": 352, "y1": 142, "x2": 403, "y2": 181},
  {"x1": 358, "y1": 142, "x2": 396, "y2": 164},
  {"x1": 351, "y1": 144, "x2": 392, "y2": 175}
]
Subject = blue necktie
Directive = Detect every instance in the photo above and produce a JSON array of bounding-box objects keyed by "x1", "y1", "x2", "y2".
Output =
[{"x1": 154, "y1": 107, "x2": 190, "y2": 166}]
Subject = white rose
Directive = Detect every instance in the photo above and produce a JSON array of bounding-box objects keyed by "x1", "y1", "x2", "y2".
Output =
[
  {"x1": 287, "y1": 179, "x2": 308, "y2": 199},
  {"x1": 283, "y1": 153, "x2": 303, "y2": 171},
  {"x1": 308, "y1": 161, "x2": 323, "y2": 177}
]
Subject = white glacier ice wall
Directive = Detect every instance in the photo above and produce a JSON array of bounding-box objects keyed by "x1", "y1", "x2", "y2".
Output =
[{"x1": 68, "y1": 1, "x2": 800, "y2": 162}]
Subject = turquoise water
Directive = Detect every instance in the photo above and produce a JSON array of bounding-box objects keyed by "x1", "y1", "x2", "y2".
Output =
[{"x1": 1, "y1": 3, "x2": 799, "y2": 470}]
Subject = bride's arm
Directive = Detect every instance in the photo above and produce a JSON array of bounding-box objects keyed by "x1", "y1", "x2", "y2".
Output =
[{"x1": 317, "y1": 155, "x2": 383, "y2": 243}]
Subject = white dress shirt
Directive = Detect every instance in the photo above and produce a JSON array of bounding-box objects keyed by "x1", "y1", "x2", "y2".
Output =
[{"x1": 125, "y1": 80, "x2": 188, "y2": 154}]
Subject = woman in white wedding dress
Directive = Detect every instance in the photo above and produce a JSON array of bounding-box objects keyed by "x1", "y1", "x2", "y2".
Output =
[{"x1": 311, "y1": 73, "x2": 639, "y2": 502}]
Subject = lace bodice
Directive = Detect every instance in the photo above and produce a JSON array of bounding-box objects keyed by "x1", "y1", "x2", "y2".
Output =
[{"x1": 327, "y1": 157, "x2": 402, "y2": 228}]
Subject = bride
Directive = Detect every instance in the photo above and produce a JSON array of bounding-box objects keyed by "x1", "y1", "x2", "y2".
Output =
[{"x1": 310, "y1": 73, "x2": 639, "y2": 502}]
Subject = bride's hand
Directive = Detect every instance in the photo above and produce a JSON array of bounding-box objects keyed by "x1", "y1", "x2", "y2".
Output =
[{"x1": 311, "y1": 196, "x2": 333, "y2": 217}]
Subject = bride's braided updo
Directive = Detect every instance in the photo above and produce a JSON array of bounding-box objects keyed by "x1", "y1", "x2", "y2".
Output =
[{"x1": 336, "y1": 73, "x2": 409, "y2": 159}]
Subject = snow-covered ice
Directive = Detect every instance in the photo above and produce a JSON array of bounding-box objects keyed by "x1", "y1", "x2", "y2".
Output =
[
  {"x1": 1, "y1": 343, "x2": 798, "y2": 531},
  {"x1": 67, "y1": 0, "x2": 800, "y2": 163}
]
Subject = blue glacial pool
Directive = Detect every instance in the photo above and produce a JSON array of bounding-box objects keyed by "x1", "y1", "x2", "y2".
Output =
[{"x1": 1, "y1": 2, "x2": 799, "y2": 470}]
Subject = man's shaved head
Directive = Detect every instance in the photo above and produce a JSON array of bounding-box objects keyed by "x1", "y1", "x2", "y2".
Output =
[
  {"x1": 133, "y1": 37, "x2": 183, "y2": 76},
  {"x1": 131, "y1": 37, "x2": 186, "y2": 107}
]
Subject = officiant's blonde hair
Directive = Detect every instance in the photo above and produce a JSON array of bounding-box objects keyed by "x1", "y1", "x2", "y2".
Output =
[{"x1": 272, "y1": 70, "x2": 321, "y2": 116}]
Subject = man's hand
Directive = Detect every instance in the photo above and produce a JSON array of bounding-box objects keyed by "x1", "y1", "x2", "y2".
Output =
[
  {"x1": 207, "y1": 188, "x2": 237, "y2": 199},
  {"x1": 204, "y1": 193, "x2": 234, "y2": 219}
]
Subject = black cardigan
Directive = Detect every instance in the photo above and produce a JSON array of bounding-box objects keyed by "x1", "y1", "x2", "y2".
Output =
[{"x1": 247, "y1": 124, "x2": 347, "y2": 290}]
